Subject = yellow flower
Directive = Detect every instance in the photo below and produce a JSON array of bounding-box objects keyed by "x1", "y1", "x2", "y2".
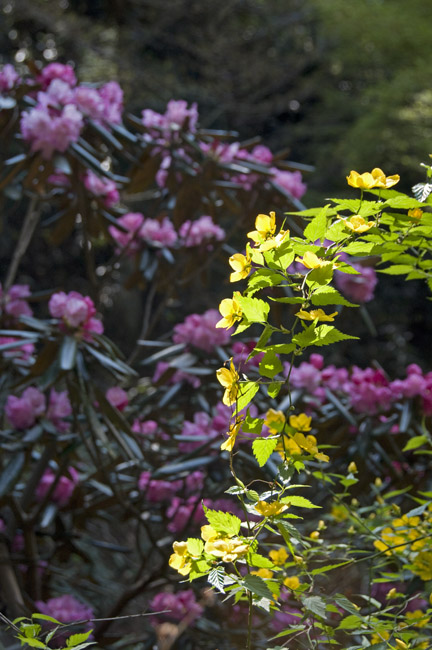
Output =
[
  {"x1": 283, "y1": 576, "x2": 300, "y2": 590},
  {"x1": 295, "y1": 251, "x2": 327, "y2": 269},
  {"x1": 346, "y1": 168, "x2": 400, "y2": 189},
  {"x1": 259, "y1": 229, "x2": 290, "y2": 252},
  {"x1": 296, "y1": 308, "x2": 338, "y2": 322},
  {"x1": 408, "y1": 208, "x2": 423, "y2": 220},
  {"x1": 309, "y1": 530, "x2": 320, "y2": 540},
  {"x1": 216, "y1": 294, "x2": 242, "y2": 329},
  {"x1": 289, "y1": 413, "x2": 312, "y2": 432},
  {"x1": 216, "y1": 358, "x2": 239, "y2": 406},
  {"x1": 344, "y1": 215, "x2": 375, "y2": 233},
  {"x1": 348, "y1": 461, "x2": 358, "y2": 473},
  {"x1": 411, "y1": 550, "x2": 432, "y2": 581},
  {"x1": 331, "y1": 504, "x2": 349, "y2": 522},
  {"x1": 394, "y1": 639, "x2": 408, "y2": 650},
  {"x1": 255, "y1": 500, "x2": 288, "y2": 517},
  {"x1": 204, "y1": 536, "x2": 249, "y2": 562},
  {"x1": 221, "y1": 419, "x2": 242, "y2": 452},
  {"x1": 201, "y1": 525, "x2": 219, "y2": 542},
  {"x1": 292, "y1": 432, "x2": 329, "y2": 462},
  {"x1": 269, "y1": 547, "x2": 289, "y2": 566},
  {"x1": 229, "y1": 252, "x2": 252, "y2": 282},
  {"x1": 405, "y1": 609, "x2": 430, "y2": 628},
  {"x1": 264, "y1": 408, "x2": 286, "y2": 434},
  {"x1": 251, "y1": 568, "x2": 274, "y2": 579},
  {"x1": 247, "y1": 211, "x2": 276, "y2": 244},
  {"x1": 168, "y1": 541, "x2": 192, "y2": 576}
]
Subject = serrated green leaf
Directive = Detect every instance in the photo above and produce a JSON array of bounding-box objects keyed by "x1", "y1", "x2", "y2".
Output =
[
  {"x1": 304, "y1": 205, "x2": 329, "y2": 243},
  {"x1": 334, "y1": 594, "x2": 362, "y2": 616},
  {"x1": 242, "y1": 412, "x2": 264, "y2": 434},
  {"x1": 208, "y1": 567, "x2": 226, "y2": 593},
  {"x1": 235, "y1": 294, "x2": 269, "y2": 323},
  {"x1": 248, "y1": 552, "x2": 274, "y2": 569},
  {"x1": 310, "y1": 561, "x2": 352, "y2": 575},
  {"x1": 403, "y1": 435, "x2": 428, "y2": 451},
  {"x1": 302, "y1": 595, "x2": 327, "y2": 619},
  {"x1": 336, "y1": 614, "x2": 363, "y2": 630},
  {"x1": 281, "y1": 495, "x2": 320, "y2": 508},
  {"x1": 32, "y1": 615, "x2": 63, "y2": 625},
  {"x1": 235, "y1": 381, "x2": 260, "y2": 414},
  {"x1": 66, "y1": 631, "x2": 93, "y2": 648},
  {"x1": 246, "y1": 269, "x2": 282, "y2": 295},
  {"x1": 187, "y1": 538, "x2": 204, "y2": 556},
  {"x1": 17, "y1": 638, "x2": 47, "y2": 649},
  {"x1": 272, "y1": 243, "x2": 295, "y2": 270},
  {"x1": 306, "y1": 264, "x2": 334, "y2": 289},
  {"x1": 268, "y1": 382, "x2": 282, "y2": 398},
  {"x1": 204, "y1": 508, "x2": 241, "y2": 536},
  {"x1": 259, "y1": 350, "x2": 283, "y2": 379},
  {"x1": 277, "y1": 520, "x2": 302, "y2": 543},
  {"x1": 243, "y1": 574, "x2": 273, "y2": 600},
  {"x1": 378, "y1": 264, "x2": 413, "y2": 275},
  {"x1": 252, "y1": 437, "x2": 279, "y2": 467},
  {"x1": 384, "y1": 196, "x2": 424, "y2": 209},
  {"x1": 294, "y1": 324, "x2": 358, "y2": 348},
  {"x1": 311, "y1": 285, "x2": 357, "y2": 308}
]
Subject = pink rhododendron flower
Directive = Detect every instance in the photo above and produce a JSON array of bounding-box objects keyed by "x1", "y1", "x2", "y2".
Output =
[
  {"x1": 0, "y1": 64, "x2": 20, "y2": 91},
  {"x1": 0, "y1": 336, "x2": 34, "y2": 361},
  {"x1": 271, "y1": 168, "x2": 307, "y2": 199},
  {"x1": 46, "y1": 390, "x2": 72, "y2": 431},
  {"x1": 140, "y1": 217, "x2": 177, "y2": 247},
  {"x1": 138, "y1": 472, "x2": 182, "y2": 502},
  {"x1": 48, "y1": 291, "x2": 103, "y2": 339},
  {"x1": 179, "y1": 215, "x2": 225, "y2": 247},
  {"x1": 106, "y1": 387, "x2": 129, "y2": 411},
  {"x1": 36, "y1": 467, "x2": 79, "y2": 507},
  {"x1": 6, "y1": 387, "x2": 46, "y2": 429},
  {"x1": 131, "y1": 419, "x2": 158, "y2": 435},
  {"x1": 98, "y1": 81, "x2": 123, "y2": 124},
  {"x1": 0, "y1": 283, "x2": 32, "y2": 319},
  {"x1": 35, "y1": 595, "x2": 93, "y2": 636},
  {"x1": 37, "y1": 63, "x2": 77, "y2": 90},
  {"x1": 39, "y1": 79, "x2": 74, "y2": 107},
  {"x1": 153, "y1": 362, "x2": 201, "y2": 389},
  {"x1": 150, "y1": 590, "x2": 203, "y2": 625},
  {"x1": 20, "y1": 103, "x2": 83, "y2": 159},
  {"x1": 173, "y1": 309, "x2": 231, "y2": 352},
  {"x1": 335, "y1": 262, "x2": 378, "y2": 303},
  {"x1": 142, "y1": 99, "x2": 198, "y2": 139},
  {"x1": 109, "y1": 212, "x2": 145, "y2": 254},
  {"x1": 83, "y1": 171, "x2": 119, "y2": 207},
  {"x1": 73, "y1": 86, "x2": 105, "y2": 121}
]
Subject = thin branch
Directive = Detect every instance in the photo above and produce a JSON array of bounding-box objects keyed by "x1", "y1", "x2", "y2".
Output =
[{"x1": 4, "y1": 196, "x2": 40, "y2": 291}]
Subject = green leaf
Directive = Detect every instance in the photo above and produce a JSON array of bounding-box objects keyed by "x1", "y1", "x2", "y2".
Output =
[
  {"x1": 187, "y1": 538, "x2": 204, "y2": 556},
  {"x1": 336, "y1": 614, "x2": 363, "y2": 630},
  {"x1": 248, "y1": 552, "x2": 274, "y2": 569},
  {"x1": 235, "y1": 381, "x2": 260, "y2": 414},
  {"x1": 208, "y1": 567, "x2": 226, "y2": 593},
  {"x1": 311, "y1": 285, "x2": 357, "y2": 307},
  {"x1": 32, "y1": 615, "x2": 63, "y2": 625},
  {"x1": 235, "y1": 294, "x2": 269, "y2": 323},
  {"x1": 268, "y1": 382, "x2": 282, "y2": 398},
  {"x1": 59, "y1": 336, "x2": 77, "y2": 370},
  {"x1": 277, "y1": 520, "x2": 302, "y2": 543},
  {"x1": 294, "y1": 324, "x2": 358, "y2": 349},
  {"x1": 378, "y1": 264, "x2": 413, "y2": 275},
  {"x1": 246, "y1": 269, "x2": 282, "y2": 295},
  {"x1": 252, "y1": 324, "x2": 273, "y2": 354},
  {"x1": 242, "y1": 412, "x2": 264, "y2": 434},
  {"x1": 66, "y1": 632, "x2": 93, "y2": 648},
  {"x1": 17, "y1": 638, "x2": 47, "y2": 649},
  {"x1": 272, "y1": 243, "x2": 295, "y2": 270},
  {"x1": 204, "y1": 508, "x2": 241, "y2": 536},
  {"x1": 259, "y1": 350, "x2": 283, "y2": 378},
  {"x1": 310, "y1": 561, "x2": 352, "y2": 575},
  {"x1": 243, "y1": 574, "x2": 273, "y2": 600},
  {"x1": 252, "y1": 437, "x2": 279, "y2": 467},
  {"x1": 334, "y1": 594, "x2": 362, "y2": 616},
  {"x1": 342, "y1": 241, "x2": 377, "y2": 255},
  {"x1": 403, "y1": 435, "x2": 428, "y2": 451},
  {"x1": 384, "y1": 196, "x2": 424, "y2": 209},
  {"x1": 304, "y1": 205, "x2": 329, "y2": 243},
  {"x1": 281, "y1": 495, "x2": 320, "y2": 509},
  {"x1": 302, "y1": 595, "x2": 327, "y2": 619},
  {"x1": 306, "y1": 264, "x2": 334, "y2": 289}
]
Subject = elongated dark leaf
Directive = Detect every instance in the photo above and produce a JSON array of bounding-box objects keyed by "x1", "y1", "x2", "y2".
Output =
[
  {"x1": 60, "y1": 337, "x2": 77, "y2": 370},
  {"x1": 0, "y1": 453, "x2": 25, "y2": 497}
]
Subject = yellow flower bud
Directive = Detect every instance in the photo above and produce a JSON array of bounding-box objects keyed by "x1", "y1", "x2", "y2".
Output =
[
  {"x1": 310, "y1": 530, "x2": 320, "y2": 540},
  {"x1": 386, "y1": 587, "x2": 398, "y2": 599},
  {"x1": 394, "y1": 639, "x2": 408, "y2": 650},
  {"x1": 348, "y1": 461, "x2": 358, "y2": 473},
  {"x1": 374, "y1": 477, "x2": 382, "y2": 487}
]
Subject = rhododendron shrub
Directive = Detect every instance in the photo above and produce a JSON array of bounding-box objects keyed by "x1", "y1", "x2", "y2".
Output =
[{"x1": 1, "y1": 60, "x2": 432, "y2": 650}]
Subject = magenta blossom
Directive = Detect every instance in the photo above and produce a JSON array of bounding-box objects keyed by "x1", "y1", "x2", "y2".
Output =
[
  {"x1": 138, "y1": 472, "x2": 182, "y2": 502},
  {"x1": 37, "y1": 63, "x2": 77, "y2": 90},
  {"x1": 48, "y1": 291, "x2": 103, "y2": 339},
  {"x1": 335, "y1": 262, "x2": 378, "y2": 303},
  {"x1": 179, "y1": 215, "x2": 225, "y2": 247},
  {"x1": 271, "y1": 168, "x2": 307, "y2": 199},
  {"x1": 20, "y1": 103, "x2": 83, "y2": 159},
  {"x1": 140, "y1": 217, "x2": 177, "y2": 247},
  {"x1": 109, "y1": 212, "x2": 145, "y2": 254},
  {"x1": 0, "y1": 283, "x2": 32, "y2": 319},
  {"x1": 36, "y1": 467, "x2": 79, "y2": 507},
  {"x1": 106, "y1": 387, "x2": 129, "y2": 411},
  {"x1": 173, "y1": 309, "x2": 231, "y2": 352},
  {"x1": 0, "y1": 64, "x2": 20, "y2": 92},
  {"x1": 83, "y1": 171, "x2": 119, "y2": 207},
  {"x1": 150, "y1": 590, "x2": 203, "y2": 626},
  {"x1": 46, "y1": 390, "x2": 72, "y2": 431},
  {"x1": 6, "y1": 387, "x2": 46, "y2": 429}
]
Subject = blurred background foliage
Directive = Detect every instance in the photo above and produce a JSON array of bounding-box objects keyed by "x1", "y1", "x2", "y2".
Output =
[{"x1": 2, "y1": 0, "x2": 432, "y2": 200}]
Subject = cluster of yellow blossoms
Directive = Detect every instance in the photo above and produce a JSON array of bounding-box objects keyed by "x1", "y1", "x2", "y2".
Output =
[{"x1": 267, "y1": 410, "x2": 329, "y2": 463}]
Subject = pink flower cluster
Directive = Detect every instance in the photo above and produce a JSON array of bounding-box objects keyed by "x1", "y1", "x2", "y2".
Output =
[
  {"x1": 142, "y1": 99, "x2": 198, "y2": 140},
  {"x1": 109, "y1": 213, "x2": 177, "y2": 253},
  {"x1": 106, "y1": 386, "x2": 129, "y2": 411},
  {"x1": 177, "y1": 404, "x2": 232, "y2": 453},
  {"x1": 335, "y1": 260, "x2": 378, "y2": 303},
  {"x1": 138, "y1": 470, "x2": 204, "y2": 503},
  {"x1": 0, "y1": 283, "x2": 32, "y2": 320},
  {"x1": 83, "y1": 171, "x2": 119, "y2": 208},
  {"x1": 178, "y1": 215, "x2": 225, "y2": 247},
  {"x1": 20, "y1": 63, "x2": 123, "y2": 158},
  {"x1": 173, "y1": 309, "x2": 231, "y2": 353},
  {"x1": 0, "y1": 64, "x2": 20, "y2": 92},
  {"x1": 48, "y1": 291, "x2": 103, "y2": 339},
  {"x1": 288, "y1": 353, "x2": 432, "y2": 416},
  {"x1": 166, "y1": 497, "x2": 240, "y2": 534},
  {"x1": 36, "y1": 467, "x2": 79, "y2": 507},
  {"x1": 5, "y1": 387, "x2": 72, "y2": 430},
  {"x1": 35, "y1": 594, "x2": 93, "y2": 630},
  {"x1": 150, "y1": 589, "x2": 203, "y2": 625}
]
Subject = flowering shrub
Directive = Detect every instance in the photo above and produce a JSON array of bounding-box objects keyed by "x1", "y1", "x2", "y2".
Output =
[{"x1": 1, "y1": 59, "x2": 432, "y2": 650}]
